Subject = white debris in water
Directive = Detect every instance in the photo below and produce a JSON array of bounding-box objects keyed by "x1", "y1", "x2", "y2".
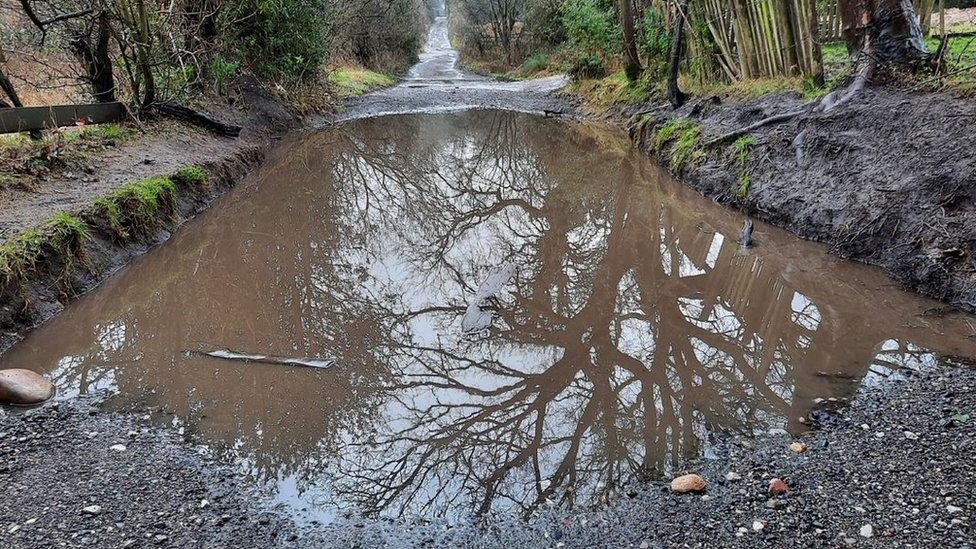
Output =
[
  {"x1": 461, "y1": 263, "x2": 517, "y2": 334},
  {"x1": 202, "y1": 350, "x2": 334, "y2": 370}
]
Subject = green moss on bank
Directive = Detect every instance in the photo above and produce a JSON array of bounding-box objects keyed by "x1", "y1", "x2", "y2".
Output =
[
  {"x1": 654, "y1": 118, "x2": 705, "y2": 173},
  {"x1": 0, "y1": 165, "x2": 206, "y2": 294}
]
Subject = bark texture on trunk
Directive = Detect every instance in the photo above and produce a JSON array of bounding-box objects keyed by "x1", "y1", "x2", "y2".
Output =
[
  {"x1": 620, "y1": 0, "x2": 642, "y2": 80},
  {"x1": 70, "y1": 12, "x2": 117, "y2": 103},
  {"x1": 841, "y1": 0, "x2": 930, "y2": 65},
  {"x1": 667, "y1": 0, "x2": 690, "y2": 108}
]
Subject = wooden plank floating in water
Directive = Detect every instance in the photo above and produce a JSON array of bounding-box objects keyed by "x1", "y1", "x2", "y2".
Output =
[
  {"x1": 192, "y1": 349, "x2": 335, "y2": 370},
  {"x1": 0, "y1": 102, "x2": 127, "y2": 134}
]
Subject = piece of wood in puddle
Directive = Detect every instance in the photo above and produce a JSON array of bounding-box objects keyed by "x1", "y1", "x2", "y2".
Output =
[{"x1": 192, "y1": 349, "x2": 334, "y2": 370}]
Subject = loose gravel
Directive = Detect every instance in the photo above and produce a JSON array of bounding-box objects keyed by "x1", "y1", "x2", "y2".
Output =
[{"x1": 2, "y1": 362, "x2": 974, "y2": 548}]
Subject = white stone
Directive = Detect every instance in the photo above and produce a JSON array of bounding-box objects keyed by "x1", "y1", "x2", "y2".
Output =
[
  {"x1": 110, "y1": 444, "x2": 127, "y2": 452},
  {"x1": 859, "y1": 524, "x2": 873, "y2": 538},
  {"x1": 903, "y1": 431, "x2": 919, "y2": 440},
  {"x1": 82, "y1": 505, "x2": 102, "y2": 515},
  {"x1": 752, "y1": 520, "x2": 765, "y2": 532},
  {"x1": 725, "y1": 472, "x2": 742, "y2": 481},
  {"x1": 947, "y1": 505, "x2": 963, "y2": 514}
]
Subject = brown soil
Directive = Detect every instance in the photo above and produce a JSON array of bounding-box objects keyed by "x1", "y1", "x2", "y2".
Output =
[
  {"x1": 625, "y1": 87, "x2": 976, "y2": 314},
  {"x1": 0, "y1": 79, "x2": 295, "y2": 239}
]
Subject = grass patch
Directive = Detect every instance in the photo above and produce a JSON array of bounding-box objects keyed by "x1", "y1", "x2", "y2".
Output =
[
  {"x1": 47, "y1": 212, "x2": 90, "y2": 250},
  {"x1": 0, "y1": 229, "x2": 46, "y2": 286},
  {"x1": 568, "y1": 71, "x2": 655, "y2": 108},
  {"x1": 327, "y1": 68, "x2": 394, "y2": 98},
  {"x1": 732, "y1": 136, "x2": 757, "y2": 164},
  {"x1": 655, "y1": 118, "x2": 705, "y2": 172},
  {"x1": 110, "y1": 176, "x2": 178, "y2": 234},
  {"x1": 736, "y1": 172, "x2": 753, "y2": 198},
  {"x1": 81, "y1": 124, "x2": 136, "y2": 143},
  {"x1": 172, "y1": 166, "x2": 208, "y2": 188},
  {"x1": 655, "y1": 118, "x2": 695, "y2": 150},
  {"x1": 1, "y1": 165, "x2": 198, "y2": 294}
]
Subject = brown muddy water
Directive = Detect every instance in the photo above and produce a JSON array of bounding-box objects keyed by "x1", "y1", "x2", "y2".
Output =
[{"x1": 2, "y1": 111, "x2": 975, "y2": 523}]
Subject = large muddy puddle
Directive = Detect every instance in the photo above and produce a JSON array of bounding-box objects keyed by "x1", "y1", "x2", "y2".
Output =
[{"x1": 3, "y1": 111, "x2": 975, "y2": 523}]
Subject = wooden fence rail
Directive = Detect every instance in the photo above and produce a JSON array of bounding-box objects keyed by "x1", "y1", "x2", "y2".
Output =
[{"x1": 0, "y1": 102, "x2": 127, "y2": 134}]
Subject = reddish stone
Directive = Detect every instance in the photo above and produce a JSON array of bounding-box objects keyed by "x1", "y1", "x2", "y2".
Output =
[{"x1": 768, "y1": 478, "x2": 789, "y2": 495}]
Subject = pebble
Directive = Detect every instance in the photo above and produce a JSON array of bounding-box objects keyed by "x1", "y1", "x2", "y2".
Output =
[
  {"x1": 671, "y1": 474, "x2": 707, "y2": 494},
  {"x1": 768, "y1": 478, "x2": 789, "y2": 495},
  {"x1": 904, "y1": 431, "x2": 919, "y2": 440},
  {"x1": 0, "y1": 369, "x2": 55, "y2": 406},
  {"x1": 752, "y1": 520, "x2": 765, "y2": 532},
  {"x1": 110, "y1": 444, "x2": 127, "y2": 452},
  {"x1": 766, "y1": 498, "x2": 786, "y2": 510},
  {"x1": 82, "y1": 505, "x2": 103, "y2": 515},
  {"x1": 790, "y1": 442, "x2": 807, "y2": 454},
  {"x1": 860, "y1": 524, "x2": 873, "y2": 538},
  {"x1": 947, "y1": 505, "x2": 963, "y2": 514},
  {"x1": 725, "y1": 472, "x2": 742, "y2": 481}
]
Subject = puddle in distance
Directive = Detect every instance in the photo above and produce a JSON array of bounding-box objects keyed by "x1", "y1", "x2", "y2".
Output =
[{"x1": 3, "y1": 111, "x2": 975, "y2": 523}]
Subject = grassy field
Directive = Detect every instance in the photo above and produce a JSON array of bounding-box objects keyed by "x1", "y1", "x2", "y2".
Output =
[{"x1": 327, "y1": 68, "x2": 395, "y2": 98}]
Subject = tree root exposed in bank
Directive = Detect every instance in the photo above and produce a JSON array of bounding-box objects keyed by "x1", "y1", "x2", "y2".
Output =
[{"x1": 704, "y1": 57, "x2": 877, "y2": 148}]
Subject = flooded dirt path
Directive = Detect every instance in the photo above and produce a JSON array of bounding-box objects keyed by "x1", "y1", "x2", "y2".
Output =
[
  {"x1": 3, "y1": 111, "x2": 975, "y2": 525},
  {"x1": 338, "y1": 3, "x2": 570, "y2": 121},
  {"x1": 3, "y1": 6, "x2": 976, "y2": 547}
]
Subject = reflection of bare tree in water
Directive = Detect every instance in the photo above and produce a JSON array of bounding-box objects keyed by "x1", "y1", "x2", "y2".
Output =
[
  {"x1": 323, "y1": 111, "x2": 976, "y2": 519},
  {"x1": 7, "y1": 111, "x2": 974, "y2": 521}
]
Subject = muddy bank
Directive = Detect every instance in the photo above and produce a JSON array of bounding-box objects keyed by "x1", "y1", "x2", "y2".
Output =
[{"x1": 622, "y1": 87, "x2": 976, "y2": 314}]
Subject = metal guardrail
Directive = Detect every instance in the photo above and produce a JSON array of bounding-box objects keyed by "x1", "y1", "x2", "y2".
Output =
[{"x1": 0, "y1": 102, "x2": 127, "y2": 134}]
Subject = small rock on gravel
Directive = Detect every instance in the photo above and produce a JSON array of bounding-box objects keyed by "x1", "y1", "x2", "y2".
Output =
[
  {"x1": 789, "y1": 442, "x2": 807, "y2": 454},
  {"x1": 670, "y1": 474, "x2": 707, "y2": 494},
  {"x1": 768, "y1": 478, "x2": 789, "y2": 495}
]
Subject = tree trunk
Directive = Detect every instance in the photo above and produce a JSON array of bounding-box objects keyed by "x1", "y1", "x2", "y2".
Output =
[
  {"x1": 774, "y1": 0, "x2": 800, "y2": 75},
  {"x1": 70, "y1": 12, "x2": 116, "y2": 103},
  {"x1": 840, "y1": 0, "x2": 931, "y2": 66},
  {"x1": 620, "y1": 0, "x2": 642, "y2": 80},
  {"x1": 806, "y1": 0, "x2": 826, "y2": 86},
  {"x1": 0, "y1": 50, "x2": 42, "y2": 140},
  {"x1": 731, "y1": 0, "x2": 759, "y2": 78},
  {"x1": 668, "y1": 0, "x2": 690, "y2": 108}
]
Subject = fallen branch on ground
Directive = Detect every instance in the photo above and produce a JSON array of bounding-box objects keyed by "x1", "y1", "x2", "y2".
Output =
[{"x1": 150, "y1": 102, "x2": 242, "y2": 138}]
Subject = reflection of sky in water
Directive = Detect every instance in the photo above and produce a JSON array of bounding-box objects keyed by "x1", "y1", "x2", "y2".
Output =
[{"x1": 3, "y1": 112, "x2": 974, "y2": 526}]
